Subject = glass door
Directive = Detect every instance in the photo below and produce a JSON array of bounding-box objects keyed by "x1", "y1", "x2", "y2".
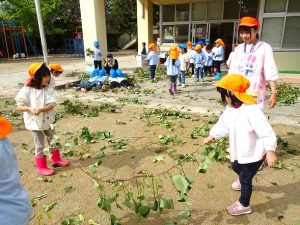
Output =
[{"x1": 191, "y1": 23, "x2": 208, "y2": 43}]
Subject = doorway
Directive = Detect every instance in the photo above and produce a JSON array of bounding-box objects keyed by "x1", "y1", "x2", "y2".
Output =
[
  {"x1": 210, "y1": 22, "x2": 234, "y2": 59},
  {"x1": 191, "y1": 23, "x2": 208, "y2": 43}
]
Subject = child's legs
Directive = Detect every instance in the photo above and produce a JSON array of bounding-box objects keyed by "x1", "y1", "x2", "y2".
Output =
[
  {"x1": 232, "y1": 160, "x2": 264, "y2": 207},
  {"x1": 190, "y1": 63, "x2": 194, "y2": 74},
  {"x1": 31, "y1": 130, "x2": 45, "y2": 157},
  {"x1": 43, "y1": 129, "x2": 55, "y2": 151},
  {"x1": 181, "y1": 70, "x2": 186, "y2": 84},
  {"x1": 121, "y1": 80, "x2": 134, "y2": 87},
  {"x1": 85, "y1": 81, "x2": 96, "y2": 91},
  {"x1": 110, "y1": 81, "x2": 121, "y2": 89},
  {"x1": 196, "y1": 67, "x2": 200, "y2": 80},
  {"x1": 199, "y1": 67, "x2": 204, "y2": 79},
  {"x1": 207, "y1": 66, "x2": 212, "y2": 75},
  {"x1": 215, "y1": 61, "x2": 221, "y2": 73},
  {"x1": 170, "y1": 75, "x2": 177, "y2": 92},
  {"x1": 149, "y1": 65, "x2": 156, "y2": 79}
]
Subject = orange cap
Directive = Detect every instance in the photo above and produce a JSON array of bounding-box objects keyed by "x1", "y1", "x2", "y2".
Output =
[
  {"x1": 148, "y1": 43, "x2": 157, "y2": 51},
  {"x1": 187, "y1": 41, "x2": 192, "y2": 49},
  {"x1": 0, "y1": 117, "x2": 13, "y2": 139},
  {"x1": 28, "y1": 63, "x2": 43, "y2": 77},
  {"x1": 215, "y1": 38, "x2": 223, "y2": 43},
  {"x1": 49, "y1": 64, "x2": 64, "y2": 72},
  {"x1": 239, "y1": 17, "x2": 260, "y2": 27},
  {"x1": 215, "y1": 74, "x2": 257, "y2": 104},
  {"x1": 169, "y1": 45, "x2": 179, "y2": 59},
  {"x1": 194, "y1": 44, "x2": 202, "y2": 51}
]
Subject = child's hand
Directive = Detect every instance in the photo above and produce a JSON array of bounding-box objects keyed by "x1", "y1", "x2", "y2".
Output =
[
  {"x1": 203, "y1": 136, "x2": 214, "y2": 145},
  {"x1": 28, "y1": 107, "x2": 37, "y2": 115},
  {"x1": 266, "y1": 151, "x2": 277, "y2": 167},
  {"x1": 35, "y1": 108, "x2": 42, "y2": 116}
]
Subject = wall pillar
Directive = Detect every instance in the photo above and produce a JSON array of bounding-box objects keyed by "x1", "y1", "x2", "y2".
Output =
[
  {"x1": 137, "y1": 0, "x2": 153, "y2": 54},
  {"x1": 79, "y1": 0, "x2": 107, "y2": 64}
]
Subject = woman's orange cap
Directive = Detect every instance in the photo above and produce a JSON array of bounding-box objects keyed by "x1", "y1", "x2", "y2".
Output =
[
  {"x1": 239, "y1": 17, "x2": 260, "y2": 27},
  {"x1": 28, "y1": 63, "x2": 43, "y2": 77},
  {"x1": 215, "y1": 74, "x2": 257, "y2": 104},
  {"x1": 0, "y1": 117, "x2": 13, "y2": 139},
  {"x1": 194, "y1": 44, "x2": 202, "y2": 51},
  {"x1": 49, "y1": 64, "x2": 64, "y2": 72}
]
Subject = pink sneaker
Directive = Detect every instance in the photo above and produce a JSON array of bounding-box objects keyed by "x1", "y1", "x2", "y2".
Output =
[
  {"x1": 227, "y1": 201, "x2": 251, "y2": 216},
  {"x1": 232, "y1": 179, "x2": 241, "y2": 191}
]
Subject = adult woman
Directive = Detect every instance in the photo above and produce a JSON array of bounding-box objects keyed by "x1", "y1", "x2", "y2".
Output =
[{"x1": 229, "y1": 17, "x2": 278, "y2": 109}]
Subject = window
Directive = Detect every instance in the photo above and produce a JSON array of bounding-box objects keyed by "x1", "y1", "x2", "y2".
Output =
[
  {"x1": 162, "y1": 25, "x2": 175, "y2": 43},
  {"x1": 282, "y1": 16, "x2": 300, "y2": 48},
  {"x1": 223, "y1": 0, "x2": 239, "y2": 19},
  {"x1": 240, "y1": 0, "x2": 259, "y2": 17},
  {"x1": 264, "y1": 0, "x2": 287, "y2": 13},
  {"x1": 287, "y1": 0, "x2": 300, "y2": 12},
  {"x1": 261, "y1": 18, "x2": 284, "y2": 48},
  {"x1": 162, "y1": 5, "x2": 175, "y2": 22},
  {"x1": 192, "y1": 2, "x2": 207, "y2": 21},
  {"x1": 207, "y1": 0, "x2": 222, "y2": 20},
  {"x1": 175, "y1": 24, "x2": 189, "y2": 43},
  {"x1": 176, "y1": 4, "x2": 189, "y2": 21}
]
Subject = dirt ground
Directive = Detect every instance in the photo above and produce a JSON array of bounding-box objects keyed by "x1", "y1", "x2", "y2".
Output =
[{"x1": 1, "y1": 74, "x2": 300, "y2": 225}]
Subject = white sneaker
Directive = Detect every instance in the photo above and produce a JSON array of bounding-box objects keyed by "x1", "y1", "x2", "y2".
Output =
[
  {"x1": 231, "y1": 179, "x2": 241, "y2": 191},
  {"x1": 182, "y1": 84, "x2": 186, "y2": 88}
]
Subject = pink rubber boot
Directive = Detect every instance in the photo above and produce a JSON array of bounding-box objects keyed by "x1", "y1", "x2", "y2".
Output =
[
  {"x1": 51, "y1": 149, "x2": 70, "y2": 167},
  {"x1": 35, "y1": 156, "x2": 55, "y2": 176}
]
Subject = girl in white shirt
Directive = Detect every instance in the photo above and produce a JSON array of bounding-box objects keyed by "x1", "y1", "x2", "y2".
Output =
[
  {"x1": 178, "y1": 44, "x2": 189, "y2": 88},
  {"x1": 15, "y1": 63, "x2": 69, "y2": 176},
  {"x1": 204, "y1": 74, "x2": 277, "y2": 216}
]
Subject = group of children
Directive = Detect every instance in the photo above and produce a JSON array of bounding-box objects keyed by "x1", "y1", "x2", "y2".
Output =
[
  {"x1": 0, "y1": 17, "x2": 279, "y2": 224},
  {"x1": 74, "y1": 68, "x2": 134, "y2": 92}
]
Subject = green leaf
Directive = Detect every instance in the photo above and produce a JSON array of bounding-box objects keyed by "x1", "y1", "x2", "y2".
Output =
[
  {"x1": 43, "y1": 202, "x2": 56, "y2": 212},
  {"x1": 59, "y1": 173, "x2": 73, "y2": 178},
  {"x1": 164, "y1": 220, "x2": 177, "y2": 225},
  {"x1": 138, "y1": 205, "x2": 151, "y2": 217},
  {"x1": 93, "y1": 180, "x2": 104, "y2": 192},
  {"x1": 160, "y1": 198, "x2": 174, "y2": 209},
  {"x1": 179, "y1": 208, "x2": 191, "y2": 218},
  {"x1": 207, "y1": 183, "x2": 215, "y2": 189},
  {"x1": 172, "y1": 175, "x2": 190, "y2": 194},
  {"x1": 110, "y1": 214, "x2": 121, "y2": 225},
  {"x1": 88, "y1": 219, "x2": 100, "y2": 225},
  {"x1": 153, "y1": 155, "x2": 164, "y2": 163}
]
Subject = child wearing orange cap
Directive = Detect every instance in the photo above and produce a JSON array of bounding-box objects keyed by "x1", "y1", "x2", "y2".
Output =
[
  {"x1": 0, "y1": 117, "x2": 32, "y2": 225},
  {"x1": 229, "y1": 16, "x2": 278, "y2": 109},
  {"x1": 164, "y1": 45, "x2": 180, "y2": 95},
  {"x1": 193, "y1": 44, "x2": 207, "y2": 82},
  {"x1": 48, "y1": 63, "x2": 64, "y2": 89},
  {"x1": 204, "y1": 74, "x2": 277, "y2": 216},
  {"x1": 212, "y1": 38, "x2": 225, "y2": 80},
  {"x1": 187, "y1": 41, "x2": 196, "y2": 76},
  {"x1": 144, "y1": 43, "x2": 159, "y2": 80},
  {"x1": 15, "y1": 63, "x2": 69, "y2": 176}
]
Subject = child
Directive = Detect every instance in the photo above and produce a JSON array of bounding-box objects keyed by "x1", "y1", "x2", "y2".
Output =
[
  {"x1": 212, "y1": 38, "x2": 225, "y2": 80},
  {"x1": 108, "y1": 69, "x2": 121, "y2": 89},
  {"x1": 226, "y1": 44, "x2": 238, "y2": 70},
  {"x1": 202, "y1": 38, "x2": 211, "y2": 53},
  {"x1": 0, "y1": 117, "x2": 32, "y2": 225},
  {"x1": 93, "y1": 41, "x2": 102, "y2": 69},
  {"x1": 187, "y1": 42, "x2": 196, "y2": 76},
  {"x1": 193, "y1": 44, "x2": 207, "y2": 82},
  {"x1": 204, "y1": 45, "x2": 213, "y2": 77},
  {"x1": 164, "y1": 45, "x2": 180, "y2": 95},
  {"x1": 94, "y1": 69, "x2": 107, "y2": 91},
  {"x1": 74, "y1": 69, "x2": 99, "y2": 92},
  {"x1": 141, "y1": 42, "x2": 147, "y2": 55},
  {"x1": 116, "y1": 69, "x2": 134, "y2": 89},
  {"x1": 203, "y1": 74, "x2": 277, "y2": 216},
  {"x1": 144, "y1": 43, "x2": 159, "y2": 80},
  {"x1": 104, "y1": 53, "x2": 119, "y2": 75},
  {"x1": 178, "y1": 44, "x2": 189, "y2": 88},
  {"x1": 15, "y1": 63, "x2": 69, "y2": 176},
  {"x1": 48, "y1": 63, "x2": 64, "y2": 89}
]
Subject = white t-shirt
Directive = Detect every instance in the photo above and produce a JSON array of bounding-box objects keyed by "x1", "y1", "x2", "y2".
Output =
[
  {"x1": 229, "y1": 41, "x2": 279, "y2": 106},
  {"x1": 210, "y1": 104, "x2": 277, "y2": 164},
  {"x1": 15, "y1": 86, "x2": 56, "y2": 130},
  {"x1": 94, "y1": 48, "x2": 102, "y2": 61},
  {"x1": 179, "y1": 53, "x2": 189, "y2": 71},
  {"x1": 187, "y1": 49, "x2": 196, "y2": 63}
]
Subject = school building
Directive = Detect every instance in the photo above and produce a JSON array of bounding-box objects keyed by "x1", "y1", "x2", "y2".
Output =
[{"x1": 79, "y1": 0, "x2": 300, "y2": 71}]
